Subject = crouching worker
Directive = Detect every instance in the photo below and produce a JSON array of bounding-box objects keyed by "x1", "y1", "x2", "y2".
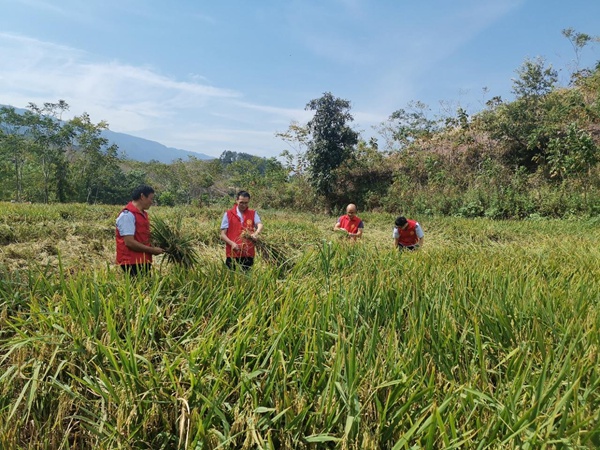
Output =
[
  {"x1": 393, "y1": 216, "x2": 424, "y2": 251},
  {"x1": 116, "y1": 185, "x2": 164, "y2": 276},
  {"x1": 220, "y1": 190, "x2": 263, "y2": 271}
]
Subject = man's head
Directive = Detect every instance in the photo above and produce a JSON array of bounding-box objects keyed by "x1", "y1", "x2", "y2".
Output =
[
  {"x1": 236, "y1": 190, "x2": 251, "y2": 212},
  {"x1": 132, "y1": 185, "x2": 155, "y2": 211},
  {"x1": 346, "y1": 203, "x2": 357, "y2": 217},
  {"x1": 395, "y1": 216, "x2": 408, "y2": 229}
]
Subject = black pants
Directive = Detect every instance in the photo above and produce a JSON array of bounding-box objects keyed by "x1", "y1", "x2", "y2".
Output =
[
  {"x1": 226, "y1": 257, "x2": 254, "y2": 271},
  {"x1": 397, "y1": 245, "x2": 417, "y2": 251},
  {"x1": 120, "y1": 263, "x2": 152, "y2": 276}
]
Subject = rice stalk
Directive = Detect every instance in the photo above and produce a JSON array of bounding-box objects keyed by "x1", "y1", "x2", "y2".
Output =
[
  {"x1": 241, "y1": 230, "x2": 295, "y2": 271},
  {"x1": 151, "y1": 216, "x2": 199, "y2": 268}
]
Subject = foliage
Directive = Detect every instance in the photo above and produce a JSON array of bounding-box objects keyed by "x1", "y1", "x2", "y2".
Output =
[
  {"x1": 305, "y1": 92, "x2": 359, "y2": 210},
  {"x1": 1, "y1": 29, "x2": 600, "y2": 217},
  {"x1": 378, "y1": 101, "x2": 441, "y2": 151}
]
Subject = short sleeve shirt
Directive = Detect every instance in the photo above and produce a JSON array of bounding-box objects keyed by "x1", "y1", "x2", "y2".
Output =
[
  {"x1": 116, "y1": 210, "x2": 136, "y2": 236},
  {"x1": 393, "y1": 222, "x2": 424, "y2": 239}
]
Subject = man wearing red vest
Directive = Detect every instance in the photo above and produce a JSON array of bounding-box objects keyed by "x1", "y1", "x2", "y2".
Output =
[
  {"x1": 116, "y1": 185, "x2": 164, "y2": 276},
  {"x1": 220, "y1": 190, "x2": 263, "y2": 270},
  {"x1": 334, "y1": 203, "x2": 364, "y2": 240},
  {"x1": 393, "y1": 216, "x2": 424, "y2": 251}
]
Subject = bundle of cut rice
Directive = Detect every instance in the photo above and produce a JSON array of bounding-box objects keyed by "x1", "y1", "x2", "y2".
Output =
[
  {"x1": 151, "y1": 216, "x2": 199, "y2": 268},
  {"x1": 241, "y1": 230, "x2": 294, "y2": 271}
]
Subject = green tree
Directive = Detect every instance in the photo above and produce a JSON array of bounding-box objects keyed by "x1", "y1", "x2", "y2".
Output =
[
  {"x1": 69, "y1": 113, "x2": 122, "y2": 204},
  {"x1": 562, "y1": 28, "x2": 600, "y2": 78},
  {"x1": 379, "y1": 101, "x2": 440, "y2": 151},
  {"x1": 0, "y1": 107, "x2": 30, "y2": 201},
  {"x1": 546, "y1": 123, "x2": 598, "y2": 181},
  {"x1": 512, "y1": 57, "x2": 558, "y2": 99},
  {"x1": 481, "y1": 57, "x2": 559, "y2": 170},
  {"x1": 305, "y1": 92, "x2": 358, "y2": 210},
  {"x1": 25, "y1": 101, "x2": 74, "y2": 202},
  {"x1": 276, "y1": 120, "x2": 309, "y2": 175}
]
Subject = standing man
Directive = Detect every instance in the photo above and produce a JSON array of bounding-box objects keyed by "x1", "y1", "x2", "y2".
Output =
[
  {"x1": 220, "y1": 190, "x2": 263, "y2": 271},
  {"x1": 393, "y1": 216, "x2": 424, "y2": 250},
  {"x1": 116, "y1": 185, "x2": 164, "y2": 276},
  {"x1": 333, "y1": 203, "x2": 364, "y2": 240}
]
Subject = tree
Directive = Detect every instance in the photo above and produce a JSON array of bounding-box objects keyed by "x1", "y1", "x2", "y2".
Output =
[
  {"x1": 562, "y1": 28, "x2": 600, "y2": 75},
  {"x1": 0, "y1": 107, "x2": 29, "y2": 201},
  {"x1": 511, "y1": 57, "x2": 557, "y2": 100},
  {"x1": 546, "y1": 123, "x2": 598, "y2": 181},
  {"x1": 276, "y1": 120, "x2": 309, "y2": 175},
  {"x1": 305, "y1": 92, "x2": 358, "y2": 210},
  {"x1": 25, "y1": 101, "x2": 74, "y2": 202},
  {"x1": 379, "y1": 101, "x2": 440, "y2": 151},
  {"x1": 481, "y1": 58, "x2": 559, "y2": 170},
  {"x1": 68, "y1": 113, "x2": 123, "y2": 204}
]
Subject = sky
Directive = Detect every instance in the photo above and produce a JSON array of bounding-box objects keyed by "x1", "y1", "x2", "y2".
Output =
[{"x1": 1, "y1": 0, "x2": 599, "y2": 159}]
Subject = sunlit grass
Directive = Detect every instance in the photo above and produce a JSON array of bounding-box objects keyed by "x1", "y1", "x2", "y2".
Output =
[{"x1": 1, "y1": 202, "x2": 599, "y2": 448}]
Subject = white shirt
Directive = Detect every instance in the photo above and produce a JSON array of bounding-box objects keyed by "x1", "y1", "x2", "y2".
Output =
[
  {"x1": 392, "y1": 222, "x2": 424, "y2": 239},
  {"x1": 116, "y1": 209, "x2": 136, "y2": 236}
]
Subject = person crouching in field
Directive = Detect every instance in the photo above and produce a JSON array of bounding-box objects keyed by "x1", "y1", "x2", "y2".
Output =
[
  {"x1": 334, "y1": 203, "x2": 364, "y2": 240},
  {"x1": 115, "y1": 185, "x2": 164, "y2": 276},
  {"x1": 220, "y1": 190, "x2": 263, "y2": 271},
  {"x1": 393, "y1": 216, "x2": 424, "y2": 251}
]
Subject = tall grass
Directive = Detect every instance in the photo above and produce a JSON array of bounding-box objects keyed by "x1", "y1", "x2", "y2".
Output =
[{"x1": 1, "y1": 203, "x2": 599, "y2": 448}]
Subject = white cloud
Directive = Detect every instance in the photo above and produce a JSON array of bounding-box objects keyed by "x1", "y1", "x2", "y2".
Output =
[{"x1": 0, "y1": 32, "x2": 248, "y2": 141}]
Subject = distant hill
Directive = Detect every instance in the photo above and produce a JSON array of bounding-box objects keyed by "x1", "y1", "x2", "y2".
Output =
[
  {"x1": 0, "y1": 105, "x2": 214, "y2": 163},
  {"x1": 101, "y1": 129, "x2": 214, "y2": 163}
]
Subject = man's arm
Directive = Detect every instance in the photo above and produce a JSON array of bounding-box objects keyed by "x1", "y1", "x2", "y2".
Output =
[
  {"x1": 220, "y1": 229, "x2": 240, "y2": 251},
  {"x1": 251, "y1": 222, "x2": 263, "y2": 240},
  {"x1": 333, "y1": 217, "x2": 347, "y2": 232},
  {"x1": 415, "y1": 223, "x2": 424, "y2": 248},
  {"x1": 122, "y1": 235, "x2": 164, "y2": 255}
]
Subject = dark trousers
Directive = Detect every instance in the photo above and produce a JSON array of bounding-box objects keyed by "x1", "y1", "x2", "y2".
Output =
[
  {"x1": 226, "y1": 257, "x2": 254, "y2": 271},
  {"x1": 397, "y1": 245, "x2": 417, "y2": 251},
  {"x1": 120, "y1": 263, "x2": 152, "y2": 276}
]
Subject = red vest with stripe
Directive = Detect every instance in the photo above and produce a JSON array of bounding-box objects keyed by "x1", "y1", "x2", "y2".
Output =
[
  {"x1": 116, "y1": 202, "x2": 152, "y2": 265},
  {"x1": 397, "y1": 219, "x2": 419, "y2": 246},
  {"x1": 225, "y1": 206, "x2": 256, "y2": 257}
]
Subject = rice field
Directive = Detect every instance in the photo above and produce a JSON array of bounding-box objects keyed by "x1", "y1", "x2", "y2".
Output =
[{"x1": 1, "y1": 202, "x2": 599, "y2": 449}]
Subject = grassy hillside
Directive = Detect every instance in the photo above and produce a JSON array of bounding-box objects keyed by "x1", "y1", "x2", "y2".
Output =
[{"x1": 1, "y1": 203, "x2": 600, "y2": 448}]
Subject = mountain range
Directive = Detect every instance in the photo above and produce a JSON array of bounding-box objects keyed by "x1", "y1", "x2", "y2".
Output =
[
  {"x1": 1, "y1": 105, "x2": 214, "y2": 163},
  {"x1": 101, "y1": 129, "x2": 214, "y2": 163}
]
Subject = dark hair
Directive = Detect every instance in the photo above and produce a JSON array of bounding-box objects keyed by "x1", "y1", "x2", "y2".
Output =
[
  {"x1": 395, "y1": 216, "x2": 407, "y2": 227},
  {"x1": 236, "y1": 190, "x2": 251, "y2": 199},
  {"x1": 132, "y1": 185, "x2": 155, "y2": 200}
]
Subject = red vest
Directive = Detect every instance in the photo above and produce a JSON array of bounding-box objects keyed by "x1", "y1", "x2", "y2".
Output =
[
  {"x1": 116, "y1": 202, "x2": 152, "y2": 265},
  {"x1": 225, "y1": 206, "x2": 256, "y2": 257},
  {"x1": 338, "y1": 215, "x2": 362, "y2": 234},
  {"x1": 396, "y1": 220, "x2": 419, "y2": 246}
]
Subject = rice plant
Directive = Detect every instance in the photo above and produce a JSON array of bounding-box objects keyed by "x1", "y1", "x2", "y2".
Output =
[
  {"x1": 151, "y1": 215, "x2": 200, "y2": 268},
  {"x1": 1, "y1": 202, "x2": 600, "y2": 449}
]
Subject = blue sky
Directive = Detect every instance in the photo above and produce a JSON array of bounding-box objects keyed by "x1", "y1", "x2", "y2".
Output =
[{"x1": 1, "y1": 0, "x2": 599, "y2": 159}]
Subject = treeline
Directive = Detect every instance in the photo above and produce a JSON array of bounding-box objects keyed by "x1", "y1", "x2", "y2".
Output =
[{"x1": 1, "y1": 30, "x2": 599, "y2": 217}]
